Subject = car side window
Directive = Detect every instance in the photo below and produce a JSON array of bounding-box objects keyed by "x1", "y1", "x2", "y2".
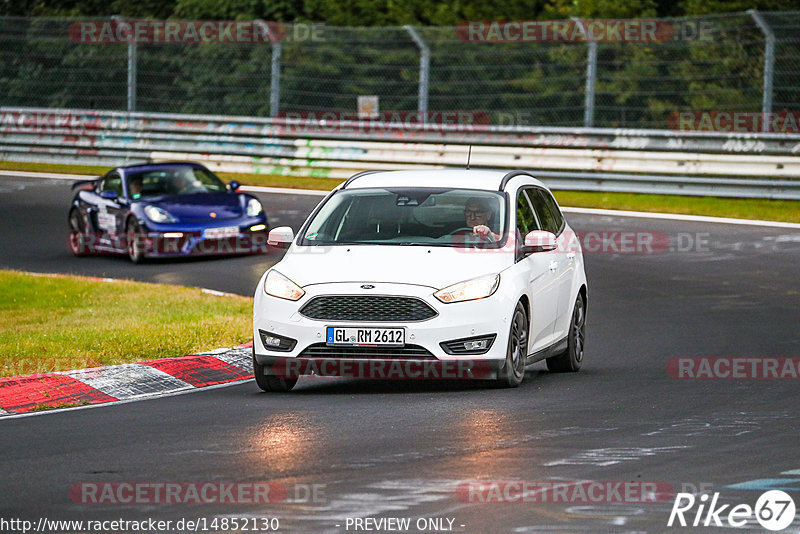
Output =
[
  {"x1": 99, "y1": 172, "x2": 123, "y2": 197},
  {"x1": 515, "y1": 189, "x2": 539, "y2": 236},
  {"x1": 529, "y1": 188, "x2": 564, "y2": 235}
]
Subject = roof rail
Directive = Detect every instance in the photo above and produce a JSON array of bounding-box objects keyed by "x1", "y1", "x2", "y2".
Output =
[
  {"x1": 341, "y1": 170, "x2": 383, "y2": 189},
  {"x1": 499, "y1": 170, "x2": 534, "y2": 191}
]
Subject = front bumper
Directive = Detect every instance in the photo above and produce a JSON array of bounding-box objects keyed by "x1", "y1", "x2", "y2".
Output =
[
  {"x1": 139, "y1": 229, "x2": 270, "y2": 257},
  {"x1": 253, "y1": 281, "x2": 515, "y2": 380},
  {"x1": 254, "y1": 354, "x2": 503, "y2": 380}
]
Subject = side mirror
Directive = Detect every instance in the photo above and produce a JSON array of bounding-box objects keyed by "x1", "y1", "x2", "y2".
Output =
[
  {"x1": 229, "y1": 181, "x2": 241, "y2": 192},
  {"x1": 523, "y1": 230, "x2": 557, "y2": 253},
  {"x1": 267, "y1": 226, "x2": 294, "y2": 248},
  {"x1": 100, "y1": 190, "x2": 118, "y2": 201}
]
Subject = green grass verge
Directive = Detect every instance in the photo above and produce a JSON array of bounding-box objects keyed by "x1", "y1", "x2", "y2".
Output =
[
  {"x1": 0, "y1": 270, "x2": 253, "y2": 378},
  {"x1": 2, "y1": 160, "x2": 798, "y2": 223}
]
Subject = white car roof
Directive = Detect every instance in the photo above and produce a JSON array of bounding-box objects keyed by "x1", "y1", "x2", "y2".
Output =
[{"x1": 342, "y1": 169, "x2": 548, "y2": 192}]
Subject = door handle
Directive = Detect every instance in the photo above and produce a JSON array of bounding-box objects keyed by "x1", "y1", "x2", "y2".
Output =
[
  {"x1": 567, "y1": 252, "x2": 575, "y2": 262},
  {"x1": 549, "y1": 261, "x2": 558, "y2": 272}
]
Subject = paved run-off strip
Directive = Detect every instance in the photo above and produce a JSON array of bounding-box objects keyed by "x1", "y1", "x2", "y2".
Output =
[{"x1": 0, "y1": 343, "x2": 254, "y2": 416}]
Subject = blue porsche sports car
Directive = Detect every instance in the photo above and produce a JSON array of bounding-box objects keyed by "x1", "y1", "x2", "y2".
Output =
[{"x1": 68, "y1": 162, "x2": 269, "y2": 262}]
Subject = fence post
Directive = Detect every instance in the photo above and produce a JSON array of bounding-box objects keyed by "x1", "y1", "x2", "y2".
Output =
[
  {"x1": 256, "y1": 20, "x2": 282, "y2": 117},
  {"x1": 572, "y1": 18, "x2": 596, "y2": 127},
  {"x1": 113, "y1": 16, "x2": 136, "y2": 112},
  {"x1": 404, "y1": 25, "x2": 430, "y2": 118},
  {"x1": 748, "y1": 9, "x2": 775, "y2": 133}
]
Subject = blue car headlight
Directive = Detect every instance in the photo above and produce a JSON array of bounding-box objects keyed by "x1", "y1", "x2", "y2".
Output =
[
  {"x1": 247, "y1": 198, "x2": 263, "y2": 217},
  {"x1": 144, "y1": 205, "x2": 178, "y2": 223}
]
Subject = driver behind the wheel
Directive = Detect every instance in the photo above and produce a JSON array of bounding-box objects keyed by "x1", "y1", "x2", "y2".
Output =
[{"x1": 464, "y1": 197, "x2": 501, "y2": 241}]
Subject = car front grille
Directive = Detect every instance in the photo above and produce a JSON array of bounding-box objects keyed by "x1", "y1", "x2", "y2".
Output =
[
  {"x1": 299, "y1": 296, "x2": 438, "y2": 322},
  {"x1": 298, "y1": 343, "x2": 436, "y2": 359}
]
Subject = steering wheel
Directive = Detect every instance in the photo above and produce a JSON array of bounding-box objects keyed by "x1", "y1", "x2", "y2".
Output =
[{"x1": 449, "y1": 226, "x2": 496, "y2": 244}]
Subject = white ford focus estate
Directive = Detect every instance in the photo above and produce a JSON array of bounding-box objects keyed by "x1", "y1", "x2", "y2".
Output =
[{"x1": 253, "y1": 170, "x2": 587, "y2": 391}]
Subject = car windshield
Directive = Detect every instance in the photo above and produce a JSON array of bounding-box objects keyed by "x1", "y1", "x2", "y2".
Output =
[
  {"x1": 126, "y1": 166, "x2": 227, "y2": 199},
  {"x1": 301, "y1": 187, "x2": 507, "y2": 247}
]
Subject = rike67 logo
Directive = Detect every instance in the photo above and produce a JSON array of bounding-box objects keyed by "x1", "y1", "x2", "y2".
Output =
[{"x1": 668, "y1": 490, "x2": 796, "y2": 531}]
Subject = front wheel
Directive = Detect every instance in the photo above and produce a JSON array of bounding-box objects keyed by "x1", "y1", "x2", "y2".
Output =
[
  {"x1": 68, "y1": 208, "x2": 87, "y2": 256},
  {"x1": 126, "y1": 219, "x2": 146, "y2": 264},
  {"x1": 546, "y1": 294, "x2": 585, "y2": 372},
  {"x1": 495, "y1": 302, "x2": 528, "y2": 388},
  {"x1": 253, "y1": 354, "x2": 297, "y2": 392}
]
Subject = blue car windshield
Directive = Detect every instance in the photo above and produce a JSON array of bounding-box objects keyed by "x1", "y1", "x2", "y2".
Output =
[
  {"x1": 301, "y1": 188, "x2": 507, "y2": 248},
  {"x1": 127, "y1": 167, "x2": 226, "y2": 199}
]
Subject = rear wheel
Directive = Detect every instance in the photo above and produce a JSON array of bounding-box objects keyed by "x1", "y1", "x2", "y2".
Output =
[
  {"x1": 126, "y1": 219, "x2": 146, "y2": 264},
  {"x1": 68, "y1": 208, "x2": 87, "y2": 256},
  {"x1": 253, "y1": 353, "x2": 297, "y2": 392},
  {"x1": 495, "y1": 302, "x2": 528, "y2": 388},
  {"x1": 546, "y1": 294, "x2": 585, "y2": 372}
]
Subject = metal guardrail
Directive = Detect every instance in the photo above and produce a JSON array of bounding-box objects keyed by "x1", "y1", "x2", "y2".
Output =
[{"x1": 1, "y1": 107, "x2": 800, "y2": 199}]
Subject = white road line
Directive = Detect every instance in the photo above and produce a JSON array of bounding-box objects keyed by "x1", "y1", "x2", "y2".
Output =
[
  {"x1": 2, "y1": 170, "x2": 797, "y2": 228},
  {"x1": 561, "y1": 206, "x2": 800, "y2": 229},
  {"x1": 200, "y1": 287, "x2": 240, "y2": 297},
  {"x1": 241, "y1": 185, "x2": 329, "y2": 196},
  {"x1": 0, "y1": 170, "x2": 94, "y2": 180}
]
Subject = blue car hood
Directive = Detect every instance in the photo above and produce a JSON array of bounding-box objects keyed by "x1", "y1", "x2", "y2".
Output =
[{"x1": 144, "y1": 193, "x2": 244, "y2": 222}]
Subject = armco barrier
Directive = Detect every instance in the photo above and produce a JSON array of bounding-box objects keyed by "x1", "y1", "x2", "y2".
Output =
[{"x1": 2, "y1": 107, "x2": 800, "y2": 199}]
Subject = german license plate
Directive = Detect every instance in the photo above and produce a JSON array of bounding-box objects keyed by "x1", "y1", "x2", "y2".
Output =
[
  {"x1": 203, "y1": 226, "x2": 239, "y2": 239},
  {"x1": 326, "y1": 327, "x2": 405, "y2": 347}
]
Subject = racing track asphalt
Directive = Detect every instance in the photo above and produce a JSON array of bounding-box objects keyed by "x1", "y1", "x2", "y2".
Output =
[{"x1": 1, "y1": 174, "x2": 799, "y2": 532}]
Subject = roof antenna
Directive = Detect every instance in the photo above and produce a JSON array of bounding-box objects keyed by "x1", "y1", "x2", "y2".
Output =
[{"x1": 466, "y1": 145, "x2": 472, "y2": 170}]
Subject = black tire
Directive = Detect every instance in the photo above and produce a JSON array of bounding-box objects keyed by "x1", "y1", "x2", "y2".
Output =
[
  {"x1": 495, "y1": 302, "x2": 528, "y2": 388},
  {"x1": 253, "y1": 354, "x2": 297, "y2": 392},
  {"x1": 68, "y1": 208, "x2": 87, "y2": 257},
  {"x1": 547, "y1": 294, "x2": 586, "y2": 372},
  {"x1": 126, "y1": 219, "x2": 146, "y2": 264}
]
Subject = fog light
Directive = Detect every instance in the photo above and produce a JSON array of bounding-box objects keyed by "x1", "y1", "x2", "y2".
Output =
[
  {"x1": 263, "y1": 336, "x2": 281, "y2": 347},
  {"x1": 258, "y1": 329, "x2": 297, "y2": 352},
  {"x1": 463, "y1": 339, "x2": 489, "y2": 351},
  {"x1": 163, "y1": 232, "x2": 184, "y2": 238},
  {"x1": 250, "y1": 224, "x2": 266, "y2": 232},
  {"x1": 440, "y1": 334, "x2": 497, "y2": 355}
]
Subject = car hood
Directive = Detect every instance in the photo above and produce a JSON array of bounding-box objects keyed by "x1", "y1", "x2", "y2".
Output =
[
  {"x1": 143, "y1": 193, "x2": 244, "y2": 222},
  {"x1": 274, "y1": 245, "x2": 512, "y2": 290}
]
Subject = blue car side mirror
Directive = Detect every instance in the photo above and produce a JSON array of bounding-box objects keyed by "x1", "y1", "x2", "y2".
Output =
[{"x1": 229, "y1": 181, "x2": 241, "y2": 192}]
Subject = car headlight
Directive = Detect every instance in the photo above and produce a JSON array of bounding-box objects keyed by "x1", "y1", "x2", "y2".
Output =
[
  {"x1": 434, "y1": 274, "x2": 500, "y2": 304},
  {"x1": 247, "y1": 198, "x2": 263, "y2": 217},
  {"x1": 144, "y1": 205, "x2": 177, "y2": 223},
  {"x1": 263, "y1": 270, "x2": 305, "y2": 301}
]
